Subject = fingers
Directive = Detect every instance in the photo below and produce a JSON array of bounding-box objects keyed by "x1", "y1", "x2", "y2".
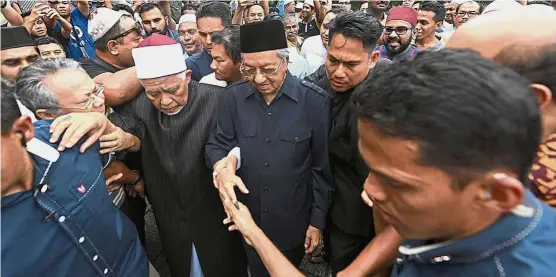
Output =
[
  {"x1": 308, "y1": 234, "x2": 320, "y2": 253},
  {"x1": 80, "y1": 124, "x2": 106, "y2": 153},
  {"x1": 223, "y1": 182, "x2": 238, "y2": 205},
  {"x1": 304, "y1": 234, "x2": 312, "y2": 253},
  {"x1": 361, "y1": 190, "x2": 373, "y2": 207},
  {"x1": 50, "y1": 115, "x2": 73, "y2": 144},
  {"x1": 105, "y1": 173, "x2": 123, "y2": 185},
  {"x1": 57, "y1": 121, "x2": 85, "y2": 151},
  {"x1": 234, "y1": 177, "x2": 250, "y2": 194},
  {"x1": 99, "y1": 132, "x2": 117, "y2": 142}
]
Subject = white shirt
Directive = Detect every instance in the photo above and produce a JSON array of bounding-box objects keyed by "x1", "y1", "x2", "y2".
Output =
[
  {"x1": 199, "y1": 72, "x2": 228, "y2": 88},
  {"x1": 287, "y1": 46, "x2": 310, "y2": 79},
  {"x1": 300, "y1": 36, "x2": 327, "y2": 75}
]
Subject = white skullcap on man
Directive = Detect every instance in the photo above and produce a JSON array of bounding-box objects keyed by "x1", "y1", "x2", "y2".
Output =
[
  {"x1": 132, "y1": 33, "x2": 187, "y2": 79},
  {"x1": 88, "y1": 7, "x2": 124, "y2": 42},
  {"x1": 179, "y1": 14, "x2": 197, "y2": 25},
  {"x1": 304, "y1": 0, "x2": 314, "y2": 7}
]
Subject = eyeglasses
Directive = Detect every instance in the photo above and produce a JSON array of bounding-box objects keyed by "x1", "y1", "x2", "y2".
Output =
[
  {"x1": 61, "y1": 86, "x2": 104, "y2": 110},
  {"x1": 240, "y1": 58, "x2": 285, "y2": 78},
  {"x1": 383, "y1": 26, "x2": 414, "y2": 35},
  {"x1": 108, "y1": 21, "x2": 142, "y2": 41},
  {"x1": 457, "y1": 11, "x2": 479, "y2": 17}
]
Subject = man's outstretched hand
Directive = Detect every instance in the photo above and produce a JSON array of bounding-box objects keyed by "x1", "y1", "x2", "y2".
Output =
[{"x1": 49, "y1": 112, "x2": 109, "y2": 153}]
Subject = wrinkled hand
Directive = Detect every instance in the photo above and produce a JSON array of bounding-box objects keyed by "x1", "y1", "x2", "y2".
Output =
[
  {"x1": 216, "y1": 171, "x2": 249, "y2": 206},
  {"x1": 304, "y1": 225, "x2": 322, "y2": 254},
  {"x1": 105, "y1": 173, "x2": 123, "y2": 192},
  {"x1": 99, "y1": 125, "x2": 131, "y2": 154},
  {"x1": 45, "y1": 8, "x2": 60, "y2": 19},
  {"x1": 223, "y1": 199, "x2": 259, "y2": 246},
  {"x1": 212, "y1": 156, "x2": 238, "y2": 188},
  {"x1": 49, "y1": 112, "x2": 109, "y2": 153}
]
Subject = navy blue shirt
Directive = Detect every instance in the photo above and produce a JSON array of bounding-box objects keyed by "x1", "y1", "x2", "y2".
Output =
[
  {"x1": 205, "y1": 73, "x2": 333, "y2": 250},
  {"x1": 298, "y1": 18, "x2": 320, "y2": 39},
  {"x1": 186, "y1": 48, "x2": 214, "y2": 82},
  {"x1": 1, "y1": 120, "x2": 148, "y2": 277},
  {"x1": 392, "y1": 190, "x2": 556, "y2": 277},
  {"x1": 54, "y1": 8, "x2": 96, "y2": 60}
]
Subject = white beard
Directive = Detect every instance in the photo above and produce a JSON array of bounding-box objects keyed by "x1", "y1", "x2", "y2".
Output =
[{"x1": 161, "y1": 105, "x2": 185, "y2": 116}]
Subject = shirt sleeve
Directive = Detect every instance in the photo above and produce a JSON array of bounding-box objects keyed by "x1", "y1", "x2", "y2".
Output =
[
  {"x1": 205, "y1": 89, "x2": 239, "y2": 169},
  {"x1": 80, "y1": 60, "x2": 108, "y2": 79},
  {"x1": 308, "y1": 91, "x2": 334, "y2": 230}
]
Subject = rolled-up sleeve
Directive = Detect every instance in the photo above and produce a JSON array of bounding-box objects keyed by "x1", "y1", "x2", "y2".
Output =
[
  {"x1": 309, "y1": 93, "x2": 333, "y2": 230},
  {"x1": 205, "y1": 90, "x2": 238, "y2": 169}
]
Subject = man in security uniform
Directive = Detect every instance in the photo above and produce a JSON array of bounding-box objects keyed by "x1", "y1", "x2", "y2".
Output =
[
  {"x1": 0, "y1": 87, "x2": 148, "y2": 276},
  {"x1": 206, "y1": 20, "x2": 333, "y2": 277}
]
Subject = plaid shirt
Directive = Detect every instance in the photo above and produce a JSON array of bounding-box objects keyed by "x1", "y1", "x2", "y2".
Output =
[{"x1": 375, "y1": 44, "x2": 420, "y2": 62}]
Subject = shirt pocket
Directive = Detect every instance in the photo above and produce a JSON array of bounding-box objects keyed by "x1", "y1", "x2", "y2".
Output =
[{"x1": 279, "y1": 126, "x2": 313, "y2": 163}]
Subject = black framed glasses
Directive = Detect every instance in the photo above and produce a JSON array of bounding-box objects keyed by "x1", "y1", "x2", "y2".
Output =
[
  {"x1": 383, "y1": 26, "x2": 414, "y2": 35},
  {"x1": 108, "y1": 21, "x2": 142, "y2": 41},
  {"x1": 457, "y1": 11, "x2": 479, "y2": 17}
]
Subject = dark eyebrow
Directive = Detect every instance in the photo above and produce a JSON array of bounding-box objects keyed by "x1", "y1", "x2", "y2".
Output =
[{"x1": 368, "y1": 166, "x2": 417, "y2": 188}]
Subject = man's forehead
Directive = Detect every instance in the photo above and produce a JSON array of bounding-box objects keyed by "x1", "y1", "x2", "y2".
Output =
[
  {"x1": 0, "y1": 46, "x2": 39, "y2": 60},
  {"x1": 38, "y1": 43, "x2": 63, "y2": 51},
  {"x1": 417, "y1": 10, "x2": 436, "y2": 19},
  {"x1": 197, "y1": 17, "x2": 224, "y2": 32},
  {"x1": 459, "y1": 2, "x2": 480, "y2": 11},
  {"x1": 179, "y1": 22, "x2": 197, "y2": 30}
]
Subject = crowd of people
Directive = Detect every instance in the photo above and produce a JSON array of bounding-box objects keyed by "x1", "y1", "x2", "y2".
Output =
[{"x1": 1, "y1": 0, "x2": 556, "y2": 277}]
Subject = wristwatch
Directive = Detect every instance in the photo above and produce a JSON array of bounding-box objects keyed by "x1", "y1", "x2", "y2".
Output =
[{"x1": 131, "y1": 170, "x2": 142, "y2": 186}]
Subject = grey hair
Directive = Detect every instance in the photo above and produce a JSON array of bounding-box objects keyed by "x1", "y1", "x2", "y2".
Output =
[
  {"x1": 283, "y1": 14, "x2": 297, "y2": 24},
  {"x1": 15, "y1": 58, "x2": 85, "y2": 114},
  {"x1": 276, "y1": 48, "x2": 289, "y2": 60}
]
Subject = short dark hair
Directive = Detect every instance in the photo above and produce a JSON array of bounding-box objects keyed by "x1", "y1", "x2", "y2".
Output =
[
  {"x1": 353, "y1": 49, "x2": 540, "y2": 187},
  {"x1": 420, "y1": 1, "x2": 446, "y2": 23},
  {"x1": 328, "y1": 11, "x2": 381, "y2": 53},
  {"x1": 1, "y1": 83, "x2": 22, "y2": 135},
  {"x1": 327, "y1": 4, "x2": 349, "y2": 15},
  {"x1": 494, "y1": 42, "x2": 556, "y2": 100},
  {"x1": 212, "y1": 25, "x2": 241, "y2": 64},
  {"x1": 94, "y1": 16, "x2": 126, "y2": 50},
  {"x1": 36, "y1": 36, "x2": 63, "y2": 47},
  {"x1": 456, "y1": 1, "x2": 482, "y2": 14},
  {"x1": 181, "y1": 3, "x2": 199, "y2": 14},
  {"x1": 138, "y1": 2, "x2": 166, "y2": 17},
  {"x1": 197, "y1": 1, "x2": 232, "y2": 27},
  {"x1": 113, "y1": 4, "x2": 134, "y2": 15}
]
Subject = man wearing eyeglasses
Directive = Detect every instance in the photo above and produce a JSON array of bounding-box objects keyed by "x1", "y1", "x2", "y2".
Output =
[
  {"x1": 454, "y1": 0, "x2": 481, "y2": 28},
  {"x1": 376, "y1": 6, "x2": 420, "y2": 61},
  {"x1": 206, "y1": 20, "x2": 333, "y2": 277}
]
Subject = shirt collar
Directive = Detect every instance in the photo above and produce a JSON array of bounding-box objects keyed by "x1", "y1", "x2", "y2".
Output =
[
  {"x1": 397, "y1": 190, "x2": 544, "y2": 264},
  {"x1": 243, "y1": 72, "x2": 299, "y2": 103}
]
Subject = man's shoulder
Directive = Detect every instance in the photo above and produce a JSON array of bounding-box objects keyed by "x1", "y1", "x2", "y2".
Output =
[
  {"x1": 299, "y1": 79, "x2": 327, "y2": 98},
  {"x1": 225, "y1": 79, "x2": 250, "y2": 90}
]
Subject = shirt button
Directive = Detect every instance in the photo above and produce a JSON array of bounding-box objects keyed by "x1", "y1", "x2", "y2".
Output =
[
  {"x1": 265, "y1": 138, "x2": 271, "y2": 144},
  {"x1": 294, "y1": 136, "x2": 299, "y2": 142},
  {"x1": 264, "y1": 187, "x2": 269, "y2": 192},
  {"x1": 78, "y1": 237, "x2": 85, "y2": 243},
  {"x1": 263, "y1": 208, "x2": 268, "y2": 214},
  {"x1": 40, "y1": 184, "x2": 49, "y2": 193},
  {"x1": 264, "y1": 162, "x2": 270, "y2": 168},
  {"x1": 267, "y1": 112, "x2": 272, "y2": 117},
  {"x1": 103, "y1": 268, "x2": 108, "y2": 274},
  {"x1": 58, "y1": 216, "x2": 66, "y2": 223},
  {"x1": 93, "y1": 255, "x2": 98, "y2": 261},
  {"x1": 396, "y1": 258, "x2": 403, "y2": 264}
]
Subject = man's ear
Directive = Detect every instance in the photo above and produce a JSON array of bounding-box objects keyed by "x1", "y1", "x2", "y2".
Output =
[
  {"x1": 12, "y1": 115, "x2": 35, "y2": 143},
  {"x1": 165, "y1": 16, "x2": 170, "y2": 27},
  {"x1": 368, "y1": 50, "x2": 380, "y2": 69},
  {"x1": 531, "y1": 83, "x2": 552, "y2": 111},
  {"x1": 107, "y1": 40, "x2": 119, "y2": 55},
  {"x1": 477, "y1": 172, "x2": 525, "y2": 212},
  {"x1": 185, "y1": 69, "x2": 192, "y2": 84},
  {"x1": 35, "y1": 109, "x2": 57, "y2": 120}
]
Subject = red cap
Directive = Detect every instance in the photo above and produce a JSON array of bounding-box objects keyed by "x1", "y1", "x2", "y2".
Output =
[
  {"x1": 386, "y1": 6, "x2": 418, "y2": 26},
  {"x1": 137, "y1": 33, "x2": 178, "y2": 48}
]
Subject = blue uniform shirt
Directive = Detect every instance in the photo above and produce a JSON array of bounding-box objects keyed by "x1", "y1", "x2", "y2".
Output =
[
  {"x1": 186, "y1": 48, "x2": 214, "y2": 82},
  {"x1": 205, "y1": 72, "x2": 333, "y2": 250},
  {"x1": 392, "y1": 190, "x2": 556, "y2": 277},
  {"x1": 1, "y1": 120, "x2": 148, "y2": 277}
]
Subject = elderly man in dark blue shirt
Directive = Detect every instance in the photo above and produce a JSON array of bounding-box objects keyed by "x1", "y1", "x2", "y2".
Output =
[
  {"x1": 0, "y1": 84, "x2": 148, "y2": 276},
  {"x1": 205, "y1": 20, "x2": 333, "y2": 277}
]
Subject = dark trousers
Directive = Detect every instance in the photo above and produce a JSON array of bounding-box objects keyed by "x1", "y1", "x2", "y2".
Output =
[
  {"x1": 120, "y1": 195, "x2": 147, "y2": 244},
  {"x1": 244, "y1": 241, "x2": 305, "y2": 277},
  {"x1": 325, "y1": 221, "x2": 374, "y2": 275}
]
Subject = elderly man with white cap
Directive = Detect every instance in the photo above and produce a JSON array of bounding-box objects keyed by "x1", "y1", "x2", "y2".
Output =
[
  {"x1": 178, "y1": 14, "x2": 203, "y2": 59},
  {"x1": 50, "y1": 33, "x2": 248, "y2": 277}
]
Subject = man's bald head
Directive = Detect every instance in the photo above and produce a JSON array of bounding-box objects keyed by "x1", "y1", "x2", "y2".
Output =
[{"x1": 447, "y1": 6, "x2": 556, "y2": 59}]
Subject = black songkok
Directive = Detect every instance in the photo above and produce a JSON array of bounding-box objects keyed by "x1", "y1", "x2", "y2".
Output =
[
  {"x1": 240, "y1": 20, "x2": 288, "y2": 53},
  {"x1": 1, "y1": 26, "x2": 35, "y2": 50}
]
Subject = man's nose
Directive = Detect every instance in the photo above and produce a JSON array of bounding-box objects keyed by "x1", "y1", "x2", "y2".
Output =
[
  {"x1": 364, "y1": 174, "x2": 388, "y2": 203},
  {"x1": 388, "y1": 31, "x2": 399, "y2": 38},
  {"x1": 160, "y1": 94, "x2": 173, "y2": 106}
]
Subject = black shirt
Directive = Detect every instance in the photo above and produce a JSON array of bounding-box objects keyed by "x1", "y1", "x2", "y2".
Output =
[
  {"x1": 298, "y1": 18, "x2": 320, "y2": 39},
  {"x1": 205, "y1": 73, "x2": 333, "y2": 250}
]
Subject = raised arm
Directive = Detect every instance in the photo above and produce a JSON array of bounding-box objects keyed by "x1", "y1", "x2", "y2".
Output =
[
  {"x1": 1, "y1": 1, "x2": 24, "y2": 26},
  {"x1": 75, "y1": 0, "x2": 90, "y2": 18},
  {"x1": 314, "y1": 0, "x2": 325, "y2": 24},
  {"x1": 261, "y1": 0, "x2": 269, "y2": 16},
  {"x1": 93, "y1": 67, "x2": 144, "y2": 107},
  {"x1": 44, "y1": 8, "x2": 71, "y2": 38}
]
